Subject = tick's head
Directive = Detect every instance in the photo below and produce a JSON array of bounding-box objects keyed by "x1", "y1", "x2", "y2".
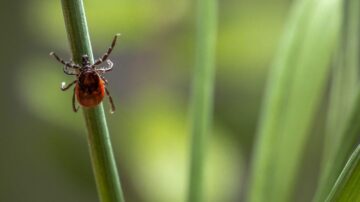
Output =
[{"x1": 82, "y1": 54, "x2": 91, "y2": 66}]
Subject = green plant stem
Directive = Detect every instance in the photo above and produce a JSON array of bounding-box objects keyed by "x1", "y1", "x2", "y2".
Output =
[
  {"x1": 187, "y1": 0, "x2": 217, "y2": 201},
  {"x1": 60, "y1": 0, "x2": 125, "y2": 202}
]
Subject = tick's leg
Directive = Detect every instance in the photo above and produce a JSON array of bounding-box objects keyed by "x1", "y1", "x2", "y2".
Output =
[
  {"x1": 50, "y1": 52, "x2": 80, "y2": 75},
  {"x1": 63, "y1": 65, "x2": 80, "y2": 75},
  {"x1": 96, "y1": 60, "x2": 113, "y2": 73},
  {"x1": 72, "y1": 87, "x2": 79, "y2": 112},
  {"x1": 93, "y1": 34, "x2": 120, "y2": 65},
  {"x1": 61, "y1": 80, "x2": 77, "y2": 91},
  {"x1": 50, "y1": 52, "x2": 70, "y2": 66},
  {"x1": 105, "y1": 87, "x2": 116, "y2": 114},
  {"x1": 68, "y1": 60, "x2": 81, "y2": 69}
]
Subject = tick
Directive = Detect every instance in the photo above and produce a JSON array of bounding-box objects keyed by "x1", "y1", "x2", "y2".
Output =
[{"x1": 50, "y1": 33, "x2": 120, "y2": 113}]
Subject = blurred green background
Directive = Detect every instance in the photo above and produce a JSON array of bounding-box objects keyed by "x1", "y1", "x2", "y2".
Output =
[{"x1": 0, "y1": 0, "x2": 292, "y2": 201}]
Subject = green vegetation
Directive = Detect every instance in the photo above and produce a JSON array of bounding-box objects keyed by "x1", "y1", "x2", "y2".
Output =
[
  {"x1": 187, "y1": 0, "x2": 217, "y2": 201},
  {"x1": 248, "y1": 0, "x2": 342, "y2": 201},
  {"x1": 247, "y1": 0, "x2": 360, "y2": 201},
  {"x1": 326, "y1": 145, "x2": 360, "y2": 202},
  {"x1": 60, "y1": 0, "x2": 125, "y2": 201},
  {"x1": 2, "y1": 0, "x2": 360, "y2": 201},
  {"x1": 314, "y1": 0, "x2": 360, "y2": 201}
]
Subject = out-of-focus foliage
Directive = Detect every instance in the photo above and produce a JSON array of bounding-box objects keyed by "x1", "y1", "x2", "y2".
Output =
[
  {"x1": 248, "y1": 0, "x2": 342, "y2": 201},
  {"x1": 315, "y1": 0, "x2": 360, "y2": 200},
  {"x1": 326, "y1": 145, "x2": 360, "y2": 202}
]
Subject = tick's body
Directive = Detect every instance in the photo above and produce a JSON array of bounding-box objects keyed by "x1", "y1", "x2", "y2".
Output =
[
  {"x1": 50, "y1": 34, "x2": 119, "y2": 113},
  {"x1": 76, "y1": 70, "x2": 105, "y2": 107}
]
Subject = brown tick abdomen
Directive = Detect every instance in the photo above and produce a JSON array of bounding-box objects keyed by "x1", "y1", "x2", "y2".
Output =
[{"x1": 75, "y1": 71, "x2": 105, "y2": 107}]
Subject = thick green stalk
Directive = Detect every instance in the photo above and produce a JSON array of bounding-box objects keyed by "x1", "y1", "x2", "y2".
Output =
[
  {"x1": 60, "y1": 0, "x2": 125, "y2": 202},
  {"x1": 187, "y1": 0, "x2": 217, "y2": 201}
]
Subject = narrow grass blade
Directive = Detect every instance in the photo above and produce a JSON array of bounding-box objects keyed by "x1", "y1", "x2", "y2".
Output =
[
  {"x1": 326, "y1": 145, "x2": 360, "y2": 202},
  {"x1": 187, "y1": 0, "x2": 218, "y2": 201},
  {"x1": 314, "y1": 0, "x2": 360, "y2": 201},
  {"x1": 247, "y1": 0, "x2": 341, "y2": 201},
  {"x1": 314, "y1": 90, "x2": 360, "y2": 201},
  {"x1": 60, "y1": 0, "x2": 125, "y2": 201}
]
